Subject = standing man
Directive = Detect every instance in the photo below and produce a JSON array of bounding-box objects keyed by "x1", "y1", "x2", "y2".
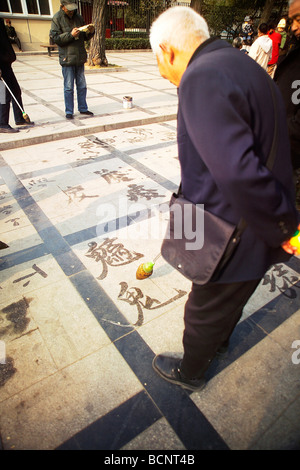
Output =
[
  {"x1": 149, "y1": 7, "x2": 299, "y2": 391},
  {"x1": 50, "y1": 0, "x2": 95, "y2": 120},
  {"x1": 0, "y1": 18, "x2": 34, "y2": 133},
  {"x1": 275, "y1": 0, "x2": 300, "y2": 172}
]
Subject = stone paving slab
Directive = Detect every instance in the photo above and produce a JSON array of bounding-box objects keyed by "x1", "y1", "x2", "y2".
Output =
[
  {"x1": 0, "y1": 52, "x2": 177, "y2": 150},
  {"x1": 0, "y1": 52, "x2": 300, "y2": 452}
]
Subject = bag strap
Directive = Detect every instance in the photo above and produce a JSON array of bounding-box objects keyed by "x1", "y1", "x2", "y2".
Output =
[{"x1": 177, "y1": 75, "x2": 279, "y2": 237}]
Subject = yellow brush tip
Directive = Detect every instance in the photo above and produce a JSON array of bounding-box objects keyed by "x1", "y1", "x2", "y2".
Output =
[{"x1": 136, "y1": 262, "x2": 154, "y2": 280}]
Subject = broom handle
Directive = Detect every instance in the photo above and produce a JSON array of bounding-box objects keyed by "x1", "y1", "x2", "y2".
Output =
[{"x1": 0, "y1": 77, "x2": 24, "y2": 113}]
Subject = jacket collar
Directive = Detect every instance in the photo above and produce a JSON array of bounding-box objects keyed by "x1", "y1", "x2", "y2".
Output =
[{"x1": 188, "y1": 37, "x2": 229, "y2": 67}]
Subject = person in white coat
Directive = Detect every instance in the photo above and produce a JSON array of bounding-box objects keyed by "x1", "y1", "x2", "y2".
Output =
[{"x1": 249, "y1": 23, "x2": 273, "y2": 70}]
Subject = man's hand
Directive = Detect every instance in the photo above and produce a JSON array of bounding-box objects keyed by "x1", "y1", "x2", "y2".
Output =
[
  {"x1": 281, "y1": 224, "x2": 300, "y2": 255},
  {"x1": 87, "y1": 24, "x2": 95, "y2": 34},
  {"x1": 71, "y1": 27, "x2": 80, "y2": 38}
]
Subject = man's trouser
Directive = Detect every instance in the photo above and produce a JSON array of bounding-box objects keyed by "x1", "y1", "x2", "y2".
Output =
[
  {"x1": 0, "y1": 64, "x2": 24, "y2": 126},
  {"x1": 181, "y1": 279, "x2": 260, "y2": 378}
]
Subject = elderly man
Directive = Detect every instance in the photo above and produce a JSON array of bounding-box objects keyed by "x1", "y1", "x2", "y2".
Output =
[
  {"x1": 275, "y1": 0, "x2": 300, "y2": 172},
  {"x1": 50, "y1": 0, "x2": 95, "y2": 119},
  {"x1": 150, "y1": 7, "x2": 299, "y2": 391}
]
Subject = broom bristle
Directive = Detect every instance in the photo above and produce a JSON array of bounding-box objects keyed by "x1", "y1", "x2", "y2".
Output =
[{"x1": 22, "y1": 112, "x2": 31, "y2": 123}]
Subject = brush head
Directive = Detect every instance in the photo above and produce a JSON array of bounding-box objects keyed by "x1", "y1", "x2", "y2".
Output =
[
  {"x1": 136, "y1": 262, "x2": 154, "y2": 280},
  {"x1": 22, "y1": 112, "x2": 31, "y2": 123}
]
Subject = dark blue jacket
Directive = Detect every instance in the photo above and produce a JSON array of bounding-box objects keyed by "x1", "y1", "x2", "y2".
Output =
[
  {"x1": 275, "y1": 38, "x2": 300, "y2": 169},
  {"x1": 178, "y1": 38, "x2": 299, "y2": 283}
]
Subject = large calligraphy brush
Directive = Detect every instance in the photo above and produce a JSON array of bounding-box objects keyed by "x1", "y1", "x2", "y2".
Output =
[
  {"x1": 136, "y1": 253, "x2": 161, "y2": 280},
  {"x1": 0, "y1": 76, "x2": 31, "y2": 123}
]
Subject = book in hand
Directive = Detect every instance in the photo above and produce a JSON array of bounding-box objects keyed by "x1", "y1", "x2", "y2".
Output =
[{"x1": 77, "y1": 23, "x2": 94, "y2": 32}]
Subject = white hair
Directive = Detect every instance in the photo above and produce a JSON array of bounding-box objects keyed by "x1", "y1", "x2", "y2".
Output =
[{"x1": 150, "y1": 6, "x2": 210, "y2": 58}]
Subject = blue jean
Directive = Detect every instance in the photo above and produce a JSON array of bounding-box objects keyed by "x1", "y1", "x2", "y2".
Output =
[{"x1": 62, "y1": 65, "x2": 88, "y2": 115}]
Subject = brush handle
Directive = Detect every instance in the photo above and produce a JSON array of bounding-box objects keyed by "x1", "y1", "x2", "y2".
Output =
[
  {"x1": 0, "y1": 77, "x2": 25, "y2": 113},
  {"x1": 152, "y1": 253, "x2": 161, "y2": 264}
]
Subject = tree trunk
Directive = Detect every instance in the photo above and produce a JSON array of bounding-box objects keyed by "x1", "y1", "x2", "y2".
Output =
[
  {"x1": 190, "y1": 0, "x2": 204, "y2": 14},
  {"x1": 88, "y1": 0, "x2": 108, "y2": 66},
  {"x1": 260, "y1": 0, "x2": 275, "y2": 24}
]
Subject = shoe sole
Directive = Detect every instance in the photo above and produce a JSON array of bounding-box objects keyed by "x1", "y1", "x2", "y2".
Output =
[{"x1": 152, "y1": 357, "x2": 206, "y2": 392}]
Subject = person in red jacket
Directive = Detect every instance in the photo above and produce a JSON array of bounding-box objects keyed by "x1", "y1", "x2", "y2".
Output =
[{"x1": 267, "y1": 22, "x2": 282, "y2": 78}]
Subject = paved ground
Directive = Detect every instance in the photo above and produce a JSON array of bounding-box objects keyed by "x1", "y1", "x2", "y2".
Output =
[{"x1": 0, "y1": 51, "x2": 300, "y2": 452}]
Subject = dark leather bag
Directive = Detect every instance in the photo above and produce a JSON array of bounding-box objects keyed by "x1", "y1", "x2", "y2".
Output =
[
  {"x1": 161, "y1": 190, "x2": 246, "y2": 284},
  {"x1": 161, "y1": 77, "x2": 278, "y2": 285}
]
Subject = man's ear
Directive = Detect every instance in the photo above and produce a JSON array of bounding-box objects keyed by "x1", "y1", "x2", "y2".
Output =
[{"x1": 159, "y1": 43, "x2": 175, "y2": 65}]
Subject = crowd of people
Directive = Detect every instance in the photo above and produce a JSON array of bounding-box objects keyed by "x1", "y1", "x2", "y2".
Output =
[
  {"x1": 233, "y1": 15, "x2": 292, "y2": 76},
  {"x1": 232, "y1": 9, "x2": 300, "y2": 195}
]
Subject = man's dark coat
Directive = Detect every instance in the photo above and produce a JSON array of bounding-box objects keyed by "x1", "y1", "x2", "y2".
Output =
[
  {"x1": 275, "y1": 39, "x2": 300, "y2": 169},
  {"x1": 177, "y1": 38, "x2": 298, "y2": 283},
  {"x1": 50, "y1": 8, "x2": 94, "y2": 67},
  {"x1": 0, "y1": 18, "x2": 16, "y2": 67}
]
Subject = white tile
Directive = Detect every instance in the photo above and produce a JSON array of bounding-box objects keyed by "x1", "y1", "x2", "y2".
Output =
[
  {"x1": 0, "y1": 255, "x2": 66, "y2": 304},
  {"x1": 0, "y1": 344, "x2": 143, "y2": 449}
]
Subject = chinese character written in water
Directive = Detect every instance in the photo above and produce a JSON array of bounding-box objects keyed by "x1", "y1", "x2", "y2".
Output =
[
  {"x1": 85, "y1": 238, "x2": 144, "y2": 280},
  {"x1": 125, "y1": 128, "x2": 153, "y2": 144},
  {"x1": 70, "y1": 138, "x2": 111, "y2": 165},
  {"x1": 0, "y1": 205, "x2": 13, "y2": 216},
  {"x1": 262, "y1": 264, "x2": 300, "y2": 298},
  {"x1": 127, "y1": 184, "x2": 165, "y2": 203},
  {"x1": 27, "y1": 177, "x2": 55, "y2": 188},
  {"x1": 12, "y1": 264, "x2": 48, "y2": 287},
  {"x1": 64, "y1": 185, "x2": 99, "y2": 204},
  {"x1": 5, "y1": 218, "x2": 20, "y2": 227},
  {"x1": 118, "y1": 281, "x2": 187, "y2": 326},
  {"x1": 94, "y1": 168, "x2": 133, "y2": 184}
]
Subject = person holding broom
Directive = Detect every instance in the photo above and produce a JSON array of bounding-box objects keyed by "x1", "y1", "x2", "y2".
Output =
[
  {"x1": 149, "y1": 6, "x2": 299, "y2": 391},
  {"x1": 0, "y1": 18, "x2": 34, "y2": 133}
]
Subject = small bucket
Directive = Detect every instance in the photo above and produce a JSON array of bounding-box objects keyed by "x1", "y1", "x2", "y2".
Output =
[{"x1": 123, "y1": 96, "x2": 133, "y2": 109}]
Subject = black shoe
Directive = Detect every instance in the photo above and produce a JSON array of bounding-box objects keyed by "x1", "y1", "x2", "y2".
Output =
[
  {"x1": 0, "y1": 241, "x2": 9, "y2": 249},
  {"x1": 0, "y1": 125, "x2": 19, "y2": 133},
  {"x1": 15, "y1": 121, "x2": 35, "y2": 127},
  {"x1": 66, "y1": 114, "x2": 73, "y2": 119},
  {"x1": 80, "y1": 110, "x2": 93, "y2": 116},
  {"x1": 152, "y1": 353, "x2": 206, "y2": 391}
]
